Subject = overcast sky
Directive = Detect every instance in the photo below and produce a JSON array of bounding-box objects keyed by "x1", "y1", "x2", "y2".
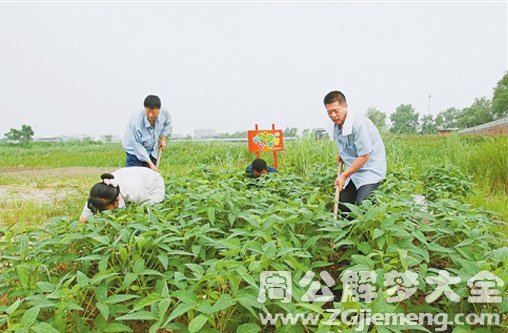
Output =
[{"x1": 0, "y1": 1, "x2": 506, "y2": 138}]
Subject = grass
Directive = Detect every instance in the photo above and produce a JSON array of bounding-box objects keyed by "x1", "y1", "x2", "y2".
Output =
[
  {"x1": 0, "y1": 135, "x2": 507, "y2": 227},
  {"x1": 0, "y1": 193, "x2": 83, "y2": 230},
  {"x1": 0, "y1": 142, "x2": 124, "y2": 168}
]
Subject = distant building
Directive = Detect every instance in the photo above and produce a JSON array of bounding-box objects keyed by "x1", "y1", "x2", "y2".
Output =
[
  {"x1": 194, "y1": 128, "x2": 218, "y2": 139},
  {"x1": 437, "y1": 128, "x2": 459, "y2": 136},
  {"x1": 458, "y1": 117, "x2": 508, "y2": 136},
  {"x1": 171, "y1": 133, "x2": 185, "y2": 140},
  {"x1": 99, "y1": 135, "x2": 121, "y2": 143},
  {"x1": 312, "y1": 128, "x2": 330, "y2": 140},
  {"x1": 35, "y1": 135, "x2": 97, "y2": 142},
  {"x1": 36, "y1": 136, "x2": 64, "y2": 142}
]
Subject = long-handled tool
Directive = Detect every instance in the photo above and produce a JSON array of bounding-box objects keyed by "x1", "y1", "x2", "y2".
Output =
[
  {"x1": 333, "y1": 160, "x2": 344, "y2": 220},
  {"x1": 156, "y1": 147, "x2": 163, "y2": 169}
]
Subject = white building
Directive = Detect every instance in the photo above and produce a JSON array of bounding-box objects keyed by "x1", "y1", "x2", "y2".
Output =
[{"x1": 194, "y1": 128, "x2": 218, "y2": 139}]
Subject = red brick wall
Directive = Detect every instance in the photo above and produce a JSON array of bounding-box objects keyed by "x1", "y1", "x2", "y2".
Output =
[{"x1": 463, "y1": 123, "x2": 508, "y2": 136}]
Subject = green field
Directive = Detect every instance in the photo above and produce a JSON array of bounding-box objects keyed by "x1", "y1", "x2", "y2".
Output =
[
  {"x1": 0, "y1": 136, "x2": 507, "y2": 332},
  {"x1": 0, "y1": 136, "x2": 507, "y2": 226}
]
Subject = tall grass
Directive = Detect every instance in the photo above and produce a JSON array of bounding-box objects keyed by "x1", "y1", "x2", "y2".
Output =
[
  {"x1": 465, "y1": 137, "x2": 508, "y2": 193},
  {"x1": 279, "y1": 139, "x2": 336, "y2": 176},
  {"x1": 0, "y1": 142, "x2": 124, "y2": 168}
]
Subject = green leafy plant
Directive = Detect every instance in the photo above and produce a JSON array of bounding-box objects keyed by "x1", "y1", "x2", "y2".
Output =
[{"x1": 0, "y1": 165, "x2": 506, "y2": 332}]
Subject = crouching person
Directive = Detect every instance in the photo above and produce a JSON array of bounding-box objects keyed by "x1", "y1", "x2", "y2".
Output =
[
  {"x1": 245, "y1": 158, "x2": 277, "y2": 178},
  {"x1": 79, "y1": 167, "x2": 165, "y2": 223}
]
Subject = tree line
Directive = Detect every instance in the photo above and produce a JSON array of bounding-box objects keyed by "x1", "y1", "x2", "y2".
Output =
[{"x1": 366, "y1": 72, "x2": 508, "y2": 134}]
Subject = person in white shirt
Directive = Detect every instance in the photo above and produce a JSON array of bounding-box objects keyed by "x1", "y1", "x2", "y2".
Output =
[{"x1": 79, "y1": 167, "x2": 165, "y2": 223}]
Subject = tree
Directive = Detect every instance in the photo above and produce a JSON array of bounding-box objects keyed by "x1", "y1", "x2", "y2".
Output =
[
  {"x1": 435, "y1": 107, "x2": 461, "y2": 129},
  {"x1": 389, "y1": 104, "x2": 419, "y2": 134},
  {"x1": 365, "y1": 107, "x2": 387, "y2": 132},
  {"x1": 420, "y1": 115, "x2": 437, "y2": 134},
  {"x1": 229, "y1": 130, "x2": 247, "y2": 139},
  {"x1": 4, "y1": 125, "x2": 34, "y2": 144},
  {"x1": 456, "y1": 97, "x2": 494, "y2": 128},
  {"x1": 492, "y1": 71, "x2": 508, "y2": 119}
]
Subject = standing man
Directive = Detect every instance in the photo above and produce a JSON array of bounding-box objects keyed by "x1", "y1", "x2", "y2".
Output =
[
  {"x1": 123, "y1": 95, "x2": 171, "y2": 172},
  {"x1": 324, "y1": 91, "x2": 386, "y2": 212}
]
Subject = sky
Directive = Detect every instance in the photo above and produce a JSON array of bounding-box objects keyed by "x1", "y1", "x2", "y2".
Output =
[{"x1": 0, "y1": 1, "x2": 506, "y2": 138}]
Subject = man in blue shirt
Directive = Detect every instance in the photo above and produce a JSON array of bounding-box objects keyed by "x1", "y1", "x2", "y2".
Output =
[
  {"x1": 123, "y1": 95, "x2": 172, "y2": 172},
  {"x1": 324, "y1": 91, "x2": 386, "y2": 212},
  {"x1": 246, "y1": 158, "x2": 277, "y2": 178}
]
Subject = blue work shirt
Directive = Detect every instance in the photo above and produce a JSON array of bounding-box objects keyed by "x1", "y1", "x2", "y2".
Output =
[
  {"x1": 123, "y1": 110, "x2": 171, "y2": 162},
  {"x1": 246, "y1": 165, "x2": 277, "y2": 177},
  {"x1": 334, "y1": 111, "x2": 386, "y2": 188}
]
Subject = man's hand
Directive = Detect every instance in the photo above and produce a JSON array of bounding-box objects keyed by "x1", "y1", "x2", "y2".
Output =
[
  {"x1": 334, "y1": 173, "x2": 346, "y2": 192},
  {"x1": 159, "y1": 136, "x2": 167, "y2": 151},
  {"x1": 333, "y1": 154, "x2": 368, "y2": 192},
  {"x1": 337, "y1": 155, "x2": 342, "y2": 165},
  {"x1": 147, "y1": 160, "x2": 159, "y2": 173}
]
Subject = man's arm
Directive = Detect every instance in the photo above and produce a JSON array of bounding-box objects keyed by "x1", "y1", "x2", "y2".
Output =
[
  {"x1": 158, "y1": 136, "x2": 167, "y2": 151},
  {"x1": 335, "y1": 121, "x2": 373, "y2": 191},
  {"x1": 159, "y1": 112, "x2": 172, "y2": 151},
  {"x1": 146, "y1": 160, "x2": 158, "y2": 172},
  {"x1": 79, "y1": 203, "x2": 92, "y2": 224},
  {"x1": 335, "y1": 154, "x2": 369, "y2": 191},
  {"x1": 124, "y1": 117, "x2": 158, "y2": 171}
]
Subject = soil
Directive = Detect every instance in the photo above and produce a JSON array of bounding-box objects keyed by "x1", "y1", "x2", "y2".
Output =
[
  {"x1": 0, "y1": 166, "x2": 111, "y2": 203},
  {"x1": 0, "y1": 186, "x2": 79, "y2": 203},
  {"x1": 0, "y1": 166, "x2": 111, "y2": 178}
]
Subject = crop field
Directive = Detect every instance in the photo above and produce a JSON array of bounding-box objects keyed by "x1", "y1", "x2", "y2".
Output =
[{"x1": 0, "y1": 135, "x2": 507, "y2": 332}]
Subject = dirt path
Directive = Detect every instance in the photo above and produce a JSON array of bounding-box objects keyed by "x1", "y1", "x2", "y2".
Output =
[
  {"x1": 0, "y1": 166, "x2": 112, "y2": 203},
  {"x1": 0, "y1": 186, "x2": 80, "y2": 203},
  {"x1": 0, "y1": 166, "x2": 112, "y2": 178}
]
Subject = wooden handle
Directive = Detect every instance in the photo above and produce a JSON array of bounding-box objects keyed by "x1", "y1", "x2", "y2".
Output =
[
  {"x1": 333, "y1": 160, "x2": 343, "y2": 220},
  {"x1": 156, "y1": 147, "x2": 163, "y2": 169}
]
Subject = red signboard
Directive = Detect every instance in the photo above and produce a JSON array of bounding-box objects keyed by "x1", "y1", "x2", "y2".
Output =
[{"x1": 248, "y1": 129, "x2": 284, "y2": 152}]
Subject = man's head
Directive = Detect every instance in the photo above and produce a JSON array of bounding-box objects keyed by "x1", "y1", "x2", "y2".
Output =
[
  {"x1": 144, "y1": 95, "x2": 162, "y2": 125},
  {"x1": 324, "y1": 91, "x2": 348, "y2": 127},
  {"x1": 251, "y1": 158, "x2": 268, "y2": 178}
]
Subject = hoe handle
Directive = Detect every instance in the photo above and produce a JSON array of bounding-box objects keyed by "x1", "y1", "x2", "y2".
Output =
[
  {"x1": 333, "y1": 160, "x2": 344, "y2": 220},
  {"x1": 156, "y1": 147, "x2": 163, "y2": 169}
]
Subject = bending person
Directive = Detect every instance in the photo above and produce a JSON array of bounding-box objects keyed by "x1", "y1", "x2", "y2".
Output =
[
  {"x1": 123, "y1": 95, "x2": 171, "y2": 172},
  {"x1": 245, "y1": 158, "x2": 277, "y2": 178},
  {"x1": 79, "y1": 167, "x2": 165, "y2": 223}
]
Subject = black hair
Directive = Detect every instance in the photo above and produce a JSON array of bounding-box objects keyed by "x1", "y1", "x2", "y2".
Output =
[
  {"x1": 87, "y1": 173, "x2": 120, "y2": 214},
  {"x1": 144, "y1": 95, "x2": 161, "y2": 109},
  {"x1": 252, "y1": 158, "x2": 267, "y2": 173},
  {"x1": 323, "y1": 91, "x2": 347, "y2": 105}
]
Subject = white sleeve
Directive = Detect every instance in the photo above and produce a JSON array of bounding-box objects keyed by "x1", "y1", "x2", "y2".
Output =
[{"x1": 80, "y1": 202, "x2": 93, "y2": 222}]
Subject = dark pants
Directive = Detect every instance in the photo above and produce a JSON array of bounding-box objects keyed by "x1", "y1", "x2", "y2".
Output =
[
  {"x1": 339, "y1": 181, "x2": 380, "y2": 213},
  {"x1": 126, "y1": 153, "x2": 157, "y2": 168}
]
